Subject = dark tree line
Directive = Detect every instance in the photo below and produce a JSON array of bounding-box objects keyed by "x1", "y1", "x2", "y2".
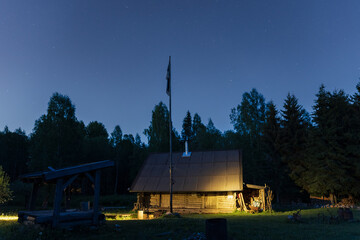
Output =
[
  {"x1": 0, "y1": 93, "x2": 147, "y2": 195},
  {"x1": 1, "y1": 84, "x2": 360, "y2": 203},
  {"x1": 144, "y1": 85, "x2": 360, "y2": 203}
]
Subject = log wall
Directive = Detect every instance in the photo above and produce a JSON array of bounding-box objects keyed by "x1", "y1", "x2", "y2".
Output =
[{"x1": 148, "y1": 192, "x2": 236, "y2": 210}]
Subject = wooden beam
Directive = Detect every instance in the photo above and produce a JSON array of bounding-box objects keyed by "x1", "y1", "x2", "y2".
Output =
[
  {"x1": 240, "y1": 192, "x2": 248, "y2": 212},
  {"x1": 53, "y1": 178, "x2": 64, "y2": 228},
  {"x1": 245, "y1": 184, "x2": 265, "y2": 190},
  {"x1": 27, "y1": 182, "x2": 39, "y2": 211},
  {"x1": 44, "y1": 160, "x2": 113, "y2": 181},
  {"x1": 35, "y1": 211, "x2": 94, "y2": 224},
  {"x1": 93, "y1": 170, "x2": 101, "y2": 225},
  {"x1": 85, "y1": 173, "x2": 94, "y2": 183},
  {"x1": 63, "y1": 174, "x2": 78, "y2": 190}
]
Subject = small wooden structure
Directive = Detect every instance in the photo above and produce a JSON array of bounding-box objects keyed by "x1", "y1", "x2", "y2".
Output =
[
  {"x1": 130, "y1": 150, "x2": 266, "y2": 213},
  {"x1": 18, "y1": 160, "x2": 114, "y2": 228}
]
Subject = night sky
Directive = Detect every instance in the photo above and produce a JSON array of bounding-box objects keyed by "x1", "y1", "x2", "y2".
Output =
[{"x1": 1, "y1": 0, "x2": 360, "y2": 141}]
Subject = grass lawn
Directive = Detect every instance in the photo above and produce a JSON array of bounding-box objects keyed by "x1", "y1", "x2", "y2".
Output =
[{"x1": 0, "y1": 208, "x2": 359, "y2": 240}]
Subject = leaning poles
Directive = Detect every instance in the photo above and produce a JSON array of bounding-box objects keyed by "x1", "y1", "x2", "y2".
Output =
[{"x1": 166, "y1": 56, "x2": 173, "y2": 213}]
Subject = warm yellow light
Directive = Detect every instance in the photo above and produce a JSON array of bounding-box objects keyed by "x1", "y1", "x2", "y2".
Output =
[
  {"x1": 104, "y1": 214, "x2": 134, "y2": 221},
  {"x1": 137, "y1": 210, "x2": 144, "y2": 220},
  {"x1": 0, "y1": 216, "x2": 18, "y2": 221},
  {"x1": 227, "y1": 195, "x2": 234, "y2": 199}
]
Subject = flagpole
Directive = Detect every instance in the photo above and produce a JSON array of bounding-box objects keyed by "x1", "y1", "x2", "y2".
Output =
[
  {"x1": 166, "y1": 56, "x2": 173, "y2": 213},
  {"x1": 168, "y1": 56, "x2": 173, "y2": 214}
]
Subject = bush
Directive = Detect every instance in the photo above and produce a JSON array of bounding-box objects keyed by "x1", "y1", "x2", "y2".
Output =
[
  {"x1": 0, "y1": 166, "x2": 12, "y2": 204},
  {"x1": 8, "y1": 180, "x2": 32, "y2": 207}
]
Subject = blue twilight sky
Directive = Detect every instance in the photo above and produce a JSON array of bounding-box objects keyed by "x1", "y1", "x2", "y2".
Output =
[{"x1": 1, "y1": 0, "x2": 360, "y2": 141}]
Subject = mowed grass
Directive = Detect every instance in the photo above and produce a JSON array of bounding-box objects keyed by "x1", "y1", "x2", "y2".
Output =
[{"x1": 1, "y1": 208, "x2": 360, "y2": 240}]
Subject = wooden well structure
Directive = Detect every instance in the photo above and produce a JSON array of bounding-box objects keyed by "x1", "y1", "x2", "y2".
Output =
[{"x1": 18, "y1": 160, "x2": 114, "y2": 228}]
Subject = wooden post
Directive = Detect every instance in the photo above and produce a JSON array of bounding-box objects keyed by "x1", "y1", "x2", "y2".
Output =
[
  {"x1": 159, "y1": 193, "x2": 162, "y2": 208},
  {"x1": 27, "y1": 182, "x2": 39, "y2": 210},
  {"x1": 261, "y1": 189, "x2": 265, "y2": 210},
  {"x1": 202, "y1": 194, "x2": 205, "y2": 209},
  {"x1": 53, "y1": 178, "x2": 64, "y2": 228},
  {"x1": 240, "y1": 192, "x2": 248, "y2": 212},
  {"x1": 93, "y1": 170, "x2": 101, "y2": 225}
]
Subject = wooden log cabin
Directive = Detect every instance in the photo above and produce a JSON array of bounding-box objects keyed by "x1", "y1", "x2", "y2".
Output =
[{"x1": 130, "y1": 150, "x2": 266, "y2": 213}]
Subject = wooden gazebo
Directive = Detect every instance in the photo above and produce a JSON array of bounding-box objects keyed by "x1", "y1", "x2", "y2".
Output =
[{"x1": 18, "y1": 160, "x2": 114, "y2": 228}]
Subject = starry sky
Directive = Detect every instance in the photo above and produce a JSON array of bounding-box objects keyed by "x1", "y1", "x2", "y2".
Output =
[{"x1": 1, "y1": 0, "x2": 360, "y2": 141}]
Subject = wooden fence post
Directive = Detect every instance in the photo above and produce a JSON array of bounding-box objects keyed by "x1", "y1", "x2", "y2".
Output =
[
  {"x1": 93, "y1": 170, "x2": 101, "y2": 225},
  {"x1": 28, "y1": 182, "x2": 39, "y2": 210},
  {"x1": 53, "y1": 178, "x2": 64, "y2": 228}
]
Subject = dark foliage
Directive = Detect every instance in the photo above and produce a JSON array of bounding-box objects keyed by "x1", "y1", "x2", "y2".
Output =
[
  {"x1": 0, "y1": 127, "x2": 29, "y2": 181},
  {"x1": 4, "y1": 82, "x2": 360, "y2": 203}
]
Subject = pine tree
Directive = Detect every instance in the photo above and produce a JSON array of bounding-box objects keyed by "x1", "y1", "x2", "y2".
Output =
[
  {"x1": 181, "y1": 111, "x2": 193, "y2": 141},
  {"x1": 279, "y1": 94, "x2": 310, "y2": 172},
  {"x1": 191, "y1": 113, "x2": 206, "y2": 151},
  {"x1": 262, "y1": 101, "x2": 284, "y2": 202},
  {"x1": 306, "y1": 86, "x2": 360, "y2": 200},
  {"x1": 278, "y1": 94, "x2": 310, "y2": 201}
]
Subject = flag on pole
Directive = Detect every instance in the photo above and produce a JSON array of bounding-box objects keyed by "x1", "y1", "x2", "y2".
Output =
[{"x1": 166, "y1": 57, "x2": 171, "y2": 96}]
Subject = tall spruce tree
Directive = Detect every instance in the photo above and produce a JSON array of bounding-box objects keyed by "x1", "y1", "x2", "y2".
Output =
[
  {"x1": 262, "y1": 101, "x2": 284, "y2": 202},
  {"x1": 278, "y1": 93, "x2": 310, "y2": 201},
  {"x1": 191, "y1": 113, "x2": 206, "y2": 151},
  {"x1": 110, "y1": 125, "x2": 123, "y2": 194},
  {"x1": 306, "y1": 86, "x2": 360, "y2": 201},
  {"x1": 181, "y1": 111, "x2": 193, "y2": 141}
]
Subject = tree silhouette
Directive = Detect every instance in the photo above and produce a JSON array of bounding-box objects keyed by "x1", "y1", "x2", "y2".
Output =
[
  {"x1": 30, "y1": 92, "x2": 85, "y2": 170},
  {"x1": 144, "y1": 102, "x2": 180, "y2": 152}
]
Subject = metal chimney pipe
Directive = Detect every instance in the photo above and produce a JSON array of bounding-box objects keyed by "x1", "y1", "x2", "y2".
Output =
[{"x1": 182, "y1": 139, "x2": 191, "y2": 157}]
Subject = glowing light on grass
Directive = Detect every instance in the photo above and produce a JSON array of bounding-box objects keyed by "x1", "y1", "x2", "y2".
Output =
[
  {"x1": 104, "y1": 213, "x2": 135, "y2": 221},
  {"x1": 0, "y1": 215, "x2": 18, "y2": 221}
]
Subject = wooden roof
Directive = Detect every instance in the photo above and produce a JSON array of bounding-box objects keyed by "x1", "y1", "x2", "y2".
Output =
[
  {"x1": 19, "y1": 160, "x2": 114, "y2": 183},
  {"x1": 130, "y1": 150, "x2": 243, "y2": 193}
]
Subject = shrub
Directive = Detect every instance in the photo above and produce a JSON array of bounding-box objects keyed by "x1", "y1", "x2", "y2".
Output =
[
  {"x1": 9, "y1": 180, "x2": 32, "y2": 206},
  {"x1": 0, "y1": 166, "x2": 12, "y2": 204}
]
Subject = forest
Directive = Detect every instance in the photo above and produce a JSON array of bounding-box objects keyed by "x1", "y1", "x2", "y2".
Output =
[{"x1": 1, "y1": 83, "x2": 360, "y2": 205}]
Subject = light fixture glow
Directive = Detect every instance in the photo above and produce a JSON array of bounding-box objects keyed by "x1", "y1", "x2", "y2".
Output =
[{"x1": 0, "y1": 215, "x2": 18, "y2": 221}]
